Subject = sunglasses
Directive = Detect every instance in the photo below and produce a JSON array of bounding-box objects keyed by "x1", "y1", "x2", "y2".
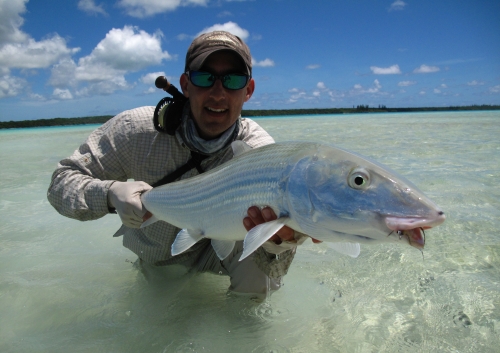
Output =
[{"x1": 187, "y1": 70, "x2": 250, "y2": 90}]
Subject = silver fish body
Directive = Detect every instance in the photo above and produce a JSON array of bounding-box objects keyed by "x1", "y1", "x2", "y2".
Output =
[{"x1": 141, "y1": 141, "x2": 445, "y2": 260}]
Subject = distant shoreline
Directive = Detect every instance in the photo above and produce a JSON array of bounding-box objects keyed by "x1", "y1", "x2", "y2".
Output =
[{"x1": 1, "y1": 105, "x2": 499, "y2": 129}]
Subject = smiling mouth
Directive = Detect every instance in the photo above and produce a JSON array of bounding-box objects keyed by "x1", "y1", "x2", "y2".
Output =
[{"x1": 206, "y1": 107, "x2": 227, "y2": 113}]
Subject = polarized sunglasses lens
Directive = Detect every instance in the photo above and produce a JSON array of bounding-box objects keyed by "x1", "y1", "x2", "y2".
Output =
[
  {"x1": 224, "y1": 75, "x2": 248, "y2": 90},
  {"x1": 190, "y1": 72, "x2": 213, "y2": 87}
]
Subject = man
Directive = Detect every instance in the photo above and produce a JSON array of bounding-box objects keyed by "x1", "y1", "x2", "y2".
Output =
[{"x1": 47, "y1": 31, "x2": 308, "y2": 296}]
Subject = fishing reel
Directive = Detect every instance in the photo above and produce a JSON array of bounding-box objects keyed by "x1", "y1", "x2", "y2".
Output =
[{"x1": 153, "y1": 76, "x2": 188, "y2": 135}]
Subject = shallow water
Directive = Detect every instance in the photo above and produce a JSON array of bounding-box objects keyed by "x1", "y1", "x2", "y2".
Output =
[{"x1": 1, "y1": 111, "x2": 499, "y2": 352}]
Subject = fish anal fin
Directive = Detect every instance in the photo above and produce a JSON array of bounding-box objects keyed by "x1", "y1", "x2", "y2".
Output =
[
  {"x1": 327, "y1": 243, "x2": 361, "y2": 258},
  {"x1": 211, "y1": 240, "x2": 236, "y2": 260},
  {"x1": 171, "y1": 229, "x2": 205, "y2": 256},
  {"x1": 240, "y1": 217, "x2": 290, "y2": 261},
  {"x1": 231, "y1": 140, "x2": 253, "y2": 157}
]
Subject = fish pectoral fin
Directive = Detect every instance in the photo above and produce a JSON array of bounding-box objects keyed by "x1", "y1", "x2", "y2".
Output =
[
  {"x1": 171, "y1": 228, "x2": 205, "y2": 256},
  {"x1": 327, "y1": 243, "x2": 361, "y2": 258},
  {"x1": 211, "y1": 240, "x2": 236, "y2": 260},
  {"x1": 140, "y1": 215, "x2": 159, "y2": 228},
  {"x1": 231, "y1": 140, "x2": 253, "y2": 157},
  {"x1": 240, "y1": 217, "x2": 290, "y2": 261}
]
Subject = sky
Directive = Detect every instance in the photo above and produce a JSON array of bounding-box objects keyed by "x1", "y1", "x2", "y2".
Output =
[{"x1": 0, "y1": 0, "x2": 499, "y2": 121}]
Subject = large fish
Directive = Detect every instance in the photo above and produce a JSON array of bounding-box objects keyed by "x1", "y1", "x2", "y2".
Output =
[{"x1": 141, "y1": 141, "x2": 445, "y2": 261}]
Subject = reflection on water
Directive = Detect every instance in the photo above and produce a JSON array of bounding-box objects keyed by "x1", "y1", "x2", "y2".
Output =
[{"x1": 1, "y1": 111, "x2": 499, "y2": 352}]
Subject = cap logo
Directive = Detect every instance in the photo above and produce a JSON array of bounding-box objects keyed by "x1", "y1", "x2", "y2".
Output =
[{"x1": 205, "y1": 33, "x2": 240, "y2": 48}]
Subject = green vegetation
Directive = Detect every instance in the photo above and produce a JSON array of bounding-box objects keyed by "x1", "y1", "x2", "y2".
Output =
[
  {"x1": 1, "y1": 105, "x2": 499, "y2": 129},
  {"x1": 0, "y1": 116, "x2": 114, "y2": 129},
  {"x1": 241, "y1": 104, "x2": 500, "y2": 117}
]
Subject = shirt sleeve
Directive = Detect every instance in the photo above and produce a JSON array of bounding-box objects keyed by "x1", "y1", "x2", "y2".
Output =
[{"x1": 47, "y1": 110, "x2": 137, "y2": 221}]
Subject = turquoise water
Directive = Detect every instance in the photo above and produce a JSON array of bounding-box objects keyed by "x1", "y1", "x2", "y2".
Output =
[{"x1": 1, "y1": 111, "x2": 499, "y2": 352}]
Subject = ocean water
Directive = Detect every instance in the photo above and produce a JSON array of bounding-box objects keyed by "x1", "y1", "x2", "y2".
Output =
[{"x1": 0, "y1": 111, "x2": 499, "y2": 352}]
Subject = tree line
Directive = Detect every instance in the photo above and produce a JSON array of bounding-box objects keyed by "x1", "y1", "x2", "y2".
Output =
[{"x1": 1, "y1": 105, "x2": 499, "y2": 129}]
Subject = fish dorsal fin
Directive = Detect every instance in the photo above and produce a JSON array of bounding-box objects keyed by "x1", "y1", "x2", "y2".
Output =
[
  {"x1": 240, "y1": 217, "x2": 290, "y2": 261},
  {"x1": 140, "y1": 214, "x2": 159, "y2": 228},
  {"x1": 327, "y1": 243, "x2": 361, "y2": 258},
  {"x1": 211, "y1": 240, "x2": 236, "y2": 260},
  {"x1": 171, "y1": 229, "x2": 205, "y2": 256},
  {"x1": 231, "y1": 140, "x2": 253, "y2": 157}
]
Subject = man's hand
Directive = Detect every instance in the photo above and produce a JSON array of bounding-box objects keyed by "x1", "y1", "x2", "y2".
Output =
[
  {"x1": 108, "y1": 181, "x2": 152, "y2": 228},
  {"x1": 243, "y1": 206, "x2": 321, "y2": 252},
  {"x1": 243, "y1": 206, "x2": 294, "y2": 244}
]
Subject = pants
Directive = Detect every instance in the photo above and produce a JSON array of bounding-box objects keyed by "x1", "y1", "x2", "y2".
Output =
[{"x1": 140, "y1": 241, "x2": 281, "y2": 297}]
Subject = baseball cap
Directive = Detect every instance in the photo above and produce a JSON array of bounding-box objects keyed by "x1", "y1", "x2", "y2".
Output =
[{"x1": 185, "y1": 31, "x2": 252, "y2": 75}]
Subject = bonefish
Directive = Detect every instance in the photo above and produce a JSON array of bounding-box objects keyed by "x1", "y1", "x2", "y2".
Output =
[{"x1": 141, "y1": 141, "x2": 445, "y2": 261}]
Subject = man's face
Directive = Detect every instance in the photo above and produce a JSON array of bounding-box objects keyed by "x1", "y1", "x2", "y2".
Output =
[{"x1": 180, "y1": 51, "x2": 255, "y2": 140}]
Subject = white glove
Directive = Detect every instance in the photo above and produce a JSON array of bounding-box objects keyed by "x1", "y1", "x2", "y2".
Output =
[{"x1": 107, "y1": 181, "x2": 152, "y2": 228}]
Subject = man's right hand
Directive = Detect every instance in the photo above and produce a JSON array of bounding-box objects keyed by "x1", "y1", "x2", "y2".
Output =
[{"x1": 108, "y1": 181, "x2": 152, "y2": 228}]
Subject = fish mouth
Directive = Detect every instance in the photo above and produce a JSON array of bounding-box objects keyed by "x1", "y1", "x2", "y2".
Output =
[{"x1": 384, "y1": 212, "x2": 446, "y2": 249}]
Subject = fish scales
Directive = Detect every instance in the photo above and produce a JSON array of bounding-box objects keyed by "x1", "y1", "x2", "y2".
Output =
[
  {"x1": 142, "y1": 143, "x2": 308, "y2": 238},
  {"x1": 141, "y1": 141, "x2": 445, "y2": 261}
]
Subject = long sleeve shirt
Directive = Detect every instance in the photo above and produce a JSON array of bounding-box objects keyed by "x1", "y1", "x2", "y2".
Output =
[{"x1": 47, "y1": 106, "x2": 296, "y2": 279}]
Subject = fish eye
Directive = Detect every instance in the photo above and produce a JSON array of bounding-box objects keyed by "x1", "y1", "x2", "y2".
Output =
[{"x1": 348, "y1": 168, "x2": 370, "y2": 190}]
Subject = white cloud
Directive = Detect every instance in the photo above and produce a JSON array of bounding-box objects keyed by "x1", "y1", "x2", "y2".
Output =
[
  {"x1": 398, "y1": 80, "x2": 416, "y2": 86},
  {"x1": 467, "y1": 80, "x2": 484, "y2": 86},
  {"x1": 0, "y1": 36, "x2": 80, "y2": 69},
  {"x1": 351, "y1": 80, "x2": 383, "y2": 94},
  {"x1": 0, "y1": 0, "x2": 28, "y2": 45},
  {"x1": 419, "y1": 91, "x2": 426, "y2": 95},
  {"x1": 0, "y1": 0, "x2": 80, "y2": 71},
  {"x1": 0, "y1": 74, "x2": 27, "y2": 98},
  {"x1": 440, "y1": 84, "x2": 447, "y2": 88},
  {"x1": 49, "y1": 58, "x2": 78, "y2": 88},
  {"x1": 389, "y1": 0, "x2": 406, "y2": 11},
  {"x1": 490, "y1": 85, "x2": 500, "y2": 93},
  {"x1": 140, "y1": 72, "x2": 166, "y2": 85},
  {"x1": 434, "y1": 89, "x2": 441, "y2": 94},
  {"x1": 53, "y1": 88, "x2": 73, "y2": 100},
  {"x1": 413, "y1": 64, "x2": 440, "y2": 73},
  {"x1": 143, "y1": 87, "x2": 156, "y2": 94},
  {"x1": 218, "y1": 11, "x2": 233, "y2": 17},
  {"x1": 317, "y1": 82, "x2": 326, "y2": 89},
  {"x1": 49, "y1": 26, "x2": 172, "y2": 96},
  {"x1": 370, "y1": 64, "x2": 401, "y2": 75},
  {"x1": 78, "y1": 0, "x2": 108, "y2": 16},
  {"x1": 197, "y1": 21, "x2": 249, "y2": 41},
  {"x1": 88, "y1": 26, "x2": 171, "y2": 71},
  {"x1": 117, "y1": 0, "x2": 209, "y2": 18},
  {"x1": 307, "y1": 64, "x2": 320, "y2": 70},
  {"x1": 312, "y1": 91, "x2": 320, "y2": 97},
  {"x1": 252, "y1": 58, "x2": 275, "y2": 67},
  {"x1": 76, "y1": 75, "x2": 129, "y2": 96}
]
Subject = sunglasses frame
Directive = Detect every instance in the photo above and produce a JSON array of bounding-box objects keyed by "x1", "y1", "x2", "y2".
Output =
[{"x1": 187, "y1": 70, "x2": 251, "y2": 91}]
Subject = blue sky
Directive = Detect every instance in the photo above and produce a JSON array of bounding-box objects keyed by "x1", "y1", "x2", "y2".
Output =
[{"x1": 1, "y1": 0, "x2": 499, "y2": 121}]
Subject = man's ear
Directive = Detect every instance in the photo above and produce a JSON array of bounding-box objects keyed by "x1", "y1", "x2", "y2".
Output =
[
  {"x1": 180, "y1": 73, "x2": 189, "y2": 97},
  {"x1": 244, "y1": 78, "x2": 255, "y2": 102}
]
